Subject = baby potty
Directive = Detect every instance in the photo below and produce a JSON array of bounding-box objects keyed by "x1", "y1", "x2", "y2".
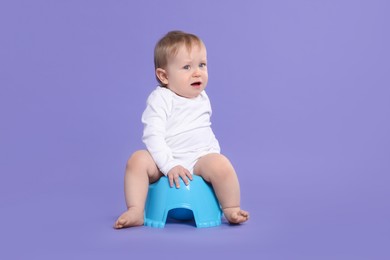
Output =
[{"x1": 144, "y1": 175, "x2": 222, "y2": 228}]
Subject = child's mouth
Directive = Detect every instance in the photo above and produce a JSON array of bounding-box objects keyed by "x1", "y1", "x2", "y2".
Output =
[{"x1": 191, "y1": 82, "x2": 201, "y2": 88}]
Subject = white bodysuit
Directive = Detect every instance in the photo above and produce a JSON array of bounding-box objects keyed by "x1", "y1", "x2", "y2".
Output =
[{"x1": 142, "y1": 86, "x2": 220, "y2": 175}]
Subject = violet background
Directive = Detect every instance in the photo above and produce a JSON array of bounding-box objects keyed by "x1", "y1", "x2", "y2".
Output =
[{"x1": 1, "y1": 0, "x2": 389, "y2": 259}]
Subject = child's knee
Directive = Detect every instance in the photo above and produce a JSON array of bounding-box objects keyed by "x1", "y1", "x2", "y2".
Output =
[
  {"x1": 212, "y1": 154, "x2": 233, "y2": 171},
  {"x1": 126, "y1": 150, "x2": 150, "y2": 169},
  {"x1": 198, "y1": 153, "x2": 234, "y2": 179},
  {"x1": 126, "y1": 150, "x2": 161, "y2": 179}
]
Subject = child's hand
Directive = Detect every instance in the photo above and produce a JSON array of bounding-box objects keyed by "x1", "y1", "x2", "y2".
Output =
[{"x1": 167, "y1": 165, "x2": 193, "y2": 188}]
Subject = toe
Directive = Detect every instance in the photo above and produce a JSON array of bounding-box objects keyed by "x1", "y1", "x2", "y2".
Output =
[
  {"x1": 114, "y1": 218, "x2": 126, "y2": 229},
  {"x1": 228, "y1": 210, "x2": 250, "y2": 224},
  {"x1": 240, "y1": 210, "x2": 249, "y2": 217},
  {"x1": 114, "y1": 222, "x2": 122, "y2": 229}
]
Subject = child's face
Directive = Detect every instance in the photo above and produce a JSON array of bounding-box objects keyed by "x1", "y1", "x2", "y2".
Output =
[{"x1": 161, "y1": 43, "x2": 208, "y2": 98}]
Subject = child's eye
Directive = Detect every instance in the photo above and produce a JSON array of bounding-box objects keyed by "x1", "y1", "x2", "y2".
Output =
[
  {"x1": 199, "y1": 63, "x2": 207, "y2": 68},
  {"x1": 183, "y1": 65, "x2": 191, "y2": 70}
]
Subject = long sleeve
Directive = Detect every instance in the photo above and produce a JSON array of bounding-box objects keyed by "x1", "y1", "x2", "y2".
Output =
[{"x1": 141, "y1": 88, "x2": 180, "y2": 175}]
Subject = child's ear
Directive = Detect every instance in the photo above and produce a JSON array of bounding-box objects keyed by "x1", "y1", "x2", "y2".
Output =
[{"x1": 156, "y1": 68, "x2": 168, "y2": 85}]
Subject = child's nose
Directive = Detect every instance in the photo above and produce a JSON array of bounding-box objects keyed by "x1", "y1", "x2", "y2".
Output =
[{"x1": 192, "y1": 68, "x2": 201, "y2": 77}]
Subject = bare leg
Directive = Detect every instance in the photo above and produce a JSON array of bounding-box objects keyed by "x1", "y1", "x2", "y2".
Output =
[
  {"x1": 194, "y1": 153, "x2": 249, "y2": 224},
  {"x1": 114, "y1": 150, "x2": 162, "y2": 229}
]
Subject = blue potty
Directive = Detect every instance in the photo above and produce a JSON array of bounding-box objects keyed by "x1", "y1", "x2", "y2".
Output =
[{"x1": 144, "y1": 175, "x2": 222, "y2": 228}]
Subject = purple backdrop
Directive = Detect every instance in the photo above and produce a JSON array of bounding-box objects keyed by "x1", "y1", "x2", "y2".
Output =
[{"x1": 1, "y1": 0, "x2": 389, "y2": 259}]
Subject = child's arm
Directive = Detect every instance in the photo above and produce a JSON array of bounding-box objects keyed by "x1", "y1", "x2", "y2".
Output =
[
  {"x1": 142, "y1": 90, "x2": 178, "y2": 175},
  {"x1": 141, "y1": 89, "x2": 192, "y2": 187}
]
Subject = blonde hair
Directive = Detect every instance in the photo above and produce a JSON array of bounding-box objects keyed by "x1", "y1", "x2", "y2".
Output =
[{"x1": 154, "y1": 31, "x2": 203, "y2": 86}]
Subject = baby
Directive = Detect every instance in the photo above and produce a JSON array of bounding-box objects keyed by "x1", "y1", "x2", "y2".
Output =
[{"x1": 114, "y1": 31, "x2": 249, "y2": 229}]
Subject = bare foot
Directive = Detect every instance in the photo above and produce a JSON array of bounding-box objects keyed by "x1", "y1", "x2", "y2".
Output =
[
  {"x1": 223, "y1": 207, "x2": 249, "y2": 224},
  {"x1": 114, "y1": 207, "x2": 144, "y2": 229}
]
